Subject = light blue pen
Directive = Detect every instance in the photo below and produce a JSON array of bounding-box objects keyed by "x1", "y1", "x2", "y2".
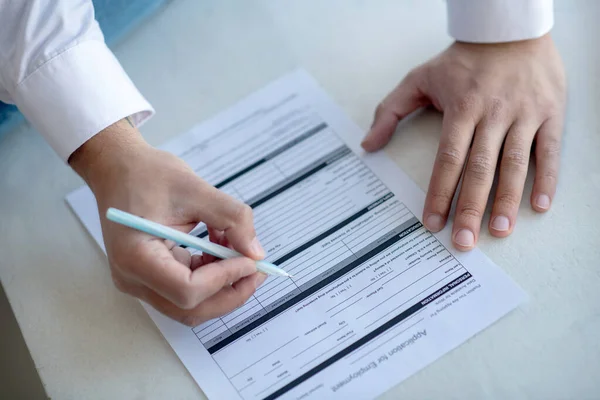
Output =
[{"x1": 106, "y1": 208, "x2": 291, "y2": 278}]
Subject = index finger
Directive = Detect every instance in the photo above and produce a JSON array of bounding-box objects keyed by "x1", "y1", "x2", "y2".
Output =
[
  {"x1": 127, "y1": 239, "x2": 257, "y2": 310},
  {"x1": 422, "y1": 112, "x2": 475, "y2": 232},
  {"x1": 184, "y1": 181, "x2": 264, "y2": 260}
]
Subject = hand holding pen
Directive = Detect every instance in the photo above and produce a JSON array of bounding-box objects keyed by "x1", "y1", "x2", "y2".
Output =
[{"x1": 72, "y1": 142, "x2": 289, "y2": 327}]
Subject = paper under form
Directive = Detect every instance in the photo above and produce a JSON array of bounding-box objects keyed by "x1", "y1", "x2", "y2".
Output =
[{"x1": 67, "y1": 70, "x2": 526, "y2": 400}]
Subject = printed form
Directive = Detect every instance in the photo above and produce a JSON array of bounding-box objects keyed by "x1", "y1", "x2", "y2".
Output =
[{"x1": 67, "y1": 70, "x2": 526, "y2": 400}]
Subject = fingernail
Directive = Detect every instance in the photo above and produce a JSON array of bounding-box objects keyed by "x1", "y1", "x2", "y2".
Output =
[
  {"x1": 536, "y1": 194, "x2": 551, "y2": 210},
  {"x1": 251, "y1": 237, "x2": 265, "y2": 258},
  {"x1": 254, "y1": 273, "x2": 268, "y2": 288},
  {"x1": 454, "y1": 229, "x2": 475, "y2": 248},
  {"x1": 491, "y1": 215, "x2": 510, "y2": 232},
  {"x1": 425, "y1": 214, "x2": 444, "y2": 232}
]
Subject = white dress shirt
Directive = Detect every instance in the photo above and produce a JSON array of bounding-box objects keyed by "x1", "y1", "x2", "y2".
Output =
[{"x1": 0, "y1": 0, "x2": 553, "y2": 162}]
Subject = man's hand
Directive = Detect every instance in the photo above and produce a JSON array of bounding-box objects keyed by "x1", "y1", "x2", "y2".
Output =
[
  {"x1": 362, "y1": 34, "x2": 566, "y2": 250},
  {"x1": 70, "y1": 120, "x2": 267, "y2": 326}
]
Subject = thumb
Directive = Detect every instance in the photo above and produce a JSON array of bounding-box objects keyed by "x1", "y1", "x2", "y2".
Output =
[{"x1": 361, "y1": 68, "x2": 430, "y2": 152}]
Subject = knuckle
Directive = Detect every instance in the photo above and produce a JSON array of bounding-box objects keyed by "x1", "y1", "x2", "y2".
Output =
[
  {"x1": 539, "y1": 100, "x2": 561, "y2": 119},
  {"x1": 458, "y1": 201, "x2": 484, "y2": 220},
  {"x1": 503, "y1": 147, "x2": 529, "y2": 170},
  {"x1": 208, "y1": 265, "x2": 238, "y2": 290},
  {"x1": 540, "y1": 168, "x2": 558, "y2": 186},
  {"x1": 540, "y1": 139, "x2": 561, "y2": 159},
  {"x1": 428, "y1": 187, "x2": 456, "y2": 207},
  {"x1": 374, "y1": 102, "x2": 389, "y2": 119},
  {"x1": 436, "y1": 147, "x2": 464, "y2": 170},
  {"x1": 466, "y1": 152, "x2": 495, "y2": 182},
  {"x1": 223, "y1": 262, "x2": 250, "y2": 285},
  {"x1": 220, "y1": 267, "x2": 237, "y2": 286},
  {"x1": 232, "y1": 203, "x2": 253, "y2": 225},
  {"x1": 486, "y1": 97, "x2": 505, "y2": 121},
  {"x1": 519, "y1": 104, "x2": 538, "y2": 120},
  {"x1": 495, "y1": 192, "x2": 522, "y2": 208},
  {"x1": 453, "y1": 92, "x2": 479, "y2": 115},
  {"x1": 508, "y1": 127, "x2": 530, "y2": 143}
]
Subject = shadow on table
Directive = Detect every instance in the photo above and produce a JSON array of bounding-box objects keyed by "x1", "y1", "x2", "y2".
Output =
[{"x1": 0, "y1": 282, "x2": 48, "y2": 399}]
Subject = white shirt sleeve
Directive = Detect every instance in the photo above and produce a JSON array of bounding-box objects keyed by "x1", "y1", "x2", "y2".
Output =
[
  {"x1": 447, "y1": 0, "x2": 554, "y2": 43},
  {"x1": 0, "y1": 1, "x2": 154, "y2": 162}
]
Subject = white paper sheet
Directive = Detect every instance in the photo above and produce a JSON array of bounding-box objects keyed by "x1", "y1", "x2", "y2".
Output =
[{"x1": 67, "y1": 69, "x2": 526, "y2": 400}]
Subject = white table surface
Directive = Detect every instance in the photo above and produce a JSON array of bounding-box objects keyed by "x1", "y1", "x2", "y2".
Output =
[{"x1": 1, "y1": 1, "x2": 599, "y2": 399}]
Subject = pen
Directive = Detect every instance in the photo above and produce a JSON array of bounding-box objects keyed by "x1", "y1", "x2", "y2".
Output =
[{"x1": 105, "y1": 208, "x2": 291, "y2": 278}]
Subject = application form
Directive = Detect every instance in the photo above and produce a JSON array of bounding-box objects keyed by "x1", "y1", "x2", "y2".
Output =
[{"x1": 67, "y1": 70, "x2": 526, "y2": 400}]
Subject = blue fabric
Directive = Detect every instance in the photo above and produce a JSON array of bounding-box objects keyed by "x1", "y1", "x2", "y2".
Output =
[
  {"x1": 0, "y1": 104, "x2": 23, "y2": 137},
  {"x1": 93, "y1": 0, "x2": 171, "y2": 46},
  {"x1": 0, "y1": 0, "x2": 169, "y2": 139}
]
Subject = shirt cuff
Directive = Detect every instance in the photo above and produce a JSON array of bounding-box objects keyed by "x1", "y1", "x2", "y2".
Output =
[
  {"x1": 447, "y1": 0, "x2": 554, "y2": 43},
  {"x1": 12, "y1": 40, "x2": 154, "y2": 161}
]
